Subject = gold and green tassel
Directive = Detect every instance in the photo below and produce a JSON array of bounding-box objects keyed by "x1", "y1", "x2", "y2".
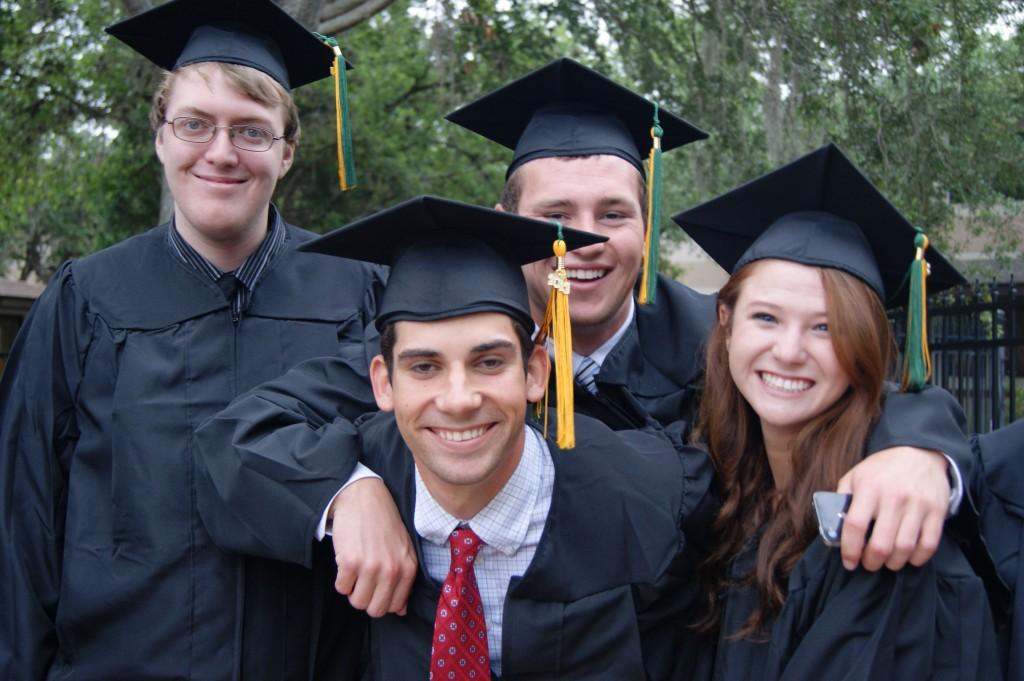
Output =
[
  {"x1": 638, "y1": 103, "x2": 663, "y2": 305},
  {"x1": 901, "y1": 229, "x2": 932, "y2": 392},
  {"x1": 315, "y1": 34, "x2": 357, "y2": 191}
]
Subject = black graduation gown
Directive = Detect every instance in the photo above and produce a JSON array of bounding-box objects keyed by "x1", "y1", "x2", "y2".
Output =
[
  {"x1": 195, "y1": 407, "x2": 716, "y2": 680},
  {"x1": 554, "y1": 274, "x2": 716, "y2": 432},
  {"x1": 710, "y1": 533, "x2": 1001, "y2": 681},
  {"x1": 0, "y1": 221, "x2": 384, "y2": 681},
  {"x1": 968, "y1": 419, "x2": 1024, "y2": 678}
]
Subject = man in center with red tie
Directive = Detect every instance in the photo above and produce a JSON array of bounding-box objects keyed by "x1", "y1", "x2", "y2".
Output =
[{"x1": 196, "y1": 196, "x2": 715, "y2": 680}]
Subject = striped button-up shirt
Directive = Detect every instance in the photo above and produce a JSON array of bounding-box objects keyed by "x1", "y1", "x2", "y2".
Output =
[{"x1": 166, "y1": 209, "x2": 287, "y2": 320}]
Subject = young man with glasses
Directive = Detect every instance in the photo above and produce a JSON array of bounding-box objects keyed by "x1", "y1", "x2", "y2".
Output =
[{"x1": 0, "y1": 1, "x2": 412, "y2": 678}]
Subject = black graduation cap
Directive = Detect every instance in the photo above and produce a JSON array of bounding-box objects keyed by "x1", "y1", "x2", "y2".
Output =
[
  {"x1": 672, "y1": 143, "x2": 965, "y2": 305},
  {"x1": 106, "y1": 0, "x2": 337, "y2": 91},
  {"x1": 445, "y1": 58, "x2": 708, "y2": 176},
  {"x1": 299, "y1": 196, "x2": 606, "y2": 330}
]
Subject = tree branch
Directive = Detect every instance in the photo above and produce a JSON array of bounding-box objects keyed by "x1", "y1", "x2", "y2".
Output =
[
  {"x1": 385, "y1": 80, "x2": 441, "y2": 110},
  {"x1": 119, "y1": 0, "x2": 154, "y2": 16},
  {"x1": 279, "y1": 0, "x2": 326, "y2": 30},
  {"x1": 318, "y1": 0, "x2": 394, "y2": 34},
  {"x1": 320, "y1": 0, "x2": 368, "y2": 19},
  {"x1": 10, "y1": 68, "x2": 111, "y2": 122}
]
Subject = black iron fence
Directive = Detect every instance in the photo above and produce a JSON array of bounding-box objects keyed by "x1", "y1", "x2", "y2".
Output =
[{"x1": 890, "y1": 277, "x2": 1023, "y2": 434}]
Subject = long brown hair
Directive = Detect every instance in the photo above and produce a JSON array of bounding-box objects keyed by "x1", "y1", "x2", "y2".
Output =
[{"x1": 691, "y1": 260, "x2": 896, "y2": 637}]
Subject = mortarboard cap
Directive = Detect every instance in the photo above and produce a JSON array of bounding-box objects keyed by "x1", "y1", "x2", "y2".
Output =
[
  {"x1": 446, "y1": 57, "x2": 707, "y2": 305},
  {"x1": 671, "y1": 143, "x2": 965, "y2": 306},
  {"x1": 445, "y1": 57, "x2": 707, "y2": 177},
  {"x1": 299, "y1": 195, "x2": 606, "y2": 330},
  {"x1": 108, "y1": 0, "x2": 359, "y2": 191},
  {"x1": 106, "y1": 0, "x2": 340, "y2": 91}
]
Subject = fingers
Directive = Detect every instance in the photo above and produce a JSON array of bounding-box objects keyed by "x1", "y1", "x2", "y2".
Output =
[
  {"x1": 388, "y1": 555, "x2": 418, "y2": 617},
  {"x1": 837, "y1": 447, "x2": 950, "y2": 572},
  {"x1": 335, "y1": 546, "x2": 417, "y2": 617},
  {"x1": 839, "y1": 483, "x2": 877, "y2": 571},
  {"x1": 882, "y1": 500, "x2": 924, "y2": 571},
  {"x1": 333, "y1": 536, "x2": 358, "y2": 597},
  {"x1": 867, "y1": 486, "x2": 922, "y2": 571},
  {"x1": 329, "y1": 477, "x2": 418, "y2": 617},
  {"x1": 908, "y1": 509, "x2": 943, "y2": 568}
]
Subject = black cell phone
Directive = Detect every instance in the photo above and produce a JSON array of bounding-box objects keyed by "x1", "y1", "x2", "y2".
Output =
[{"x1": 812, "y1": 491, "x2": 852, "y2": 548}]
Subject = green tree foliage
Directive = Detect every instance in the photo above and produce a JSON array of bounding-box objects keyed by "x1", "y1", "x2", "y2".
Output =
[
  {"x1": 2, "y1": 0, "x2": 1022, "y2": 279},
  {"x1": 0, "y1": 0, "x2": 161, "y2": 280},
  {"x1": 566, "y1": 0, "x2": 1024, "y2": 263}
]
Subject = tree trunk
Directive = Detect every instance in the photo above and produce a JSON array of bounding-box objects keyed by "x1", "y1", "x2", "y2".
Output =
[
  {"x1": 158, "y1": 180, "x2": 175, "y2": 225},
  {"x1": 120, "y1": 0, "x2": 153, "y2": 16},
  {"x1": 279, "y1": 0, "x2": 326, "y2": 31},
  {"x1": 762, "y1": 35, "x2": 787, "y2": 167}
]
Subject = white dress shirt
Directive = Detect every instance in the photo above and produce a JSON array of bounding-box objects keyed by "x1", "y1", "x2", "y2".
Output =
[{"x1": 415, "y1": 425, "x2": 554, "y2": 677}]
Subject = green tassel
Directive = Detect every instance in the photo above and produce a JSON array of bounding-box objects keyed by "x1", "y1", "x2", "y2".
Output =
[
  {"x1": 315, "y1": 33, "x2": 357, "y2": 191},
  {"x1": 639, "y1": 104, "x2": 663, "y2": 304},
  {"x1": 901, "y1": 229, "x2": 932, "y2": 392}
]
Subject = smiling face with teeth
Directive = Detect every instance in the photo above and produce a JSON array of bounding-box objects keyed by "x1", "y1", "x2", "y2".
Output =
[
  {"x1": 507, "y1": 155, "x2": 646, "y2": 356},
  {"x1": 723, "y1": 260, "x2": 852, "y2": 454},
  {"x1": 369, "y1": 312, "x2": 548, "y2": 518}
]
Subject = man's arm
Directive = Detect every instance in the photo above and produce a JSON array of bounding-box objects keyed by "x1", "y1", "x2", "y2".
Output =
[
  {"x1": 326, "y1": 478, "x2": 416, "y2": 618},
  {"x1": 837, "y1": 384, "x2": 970, "y2": 571},
  {"x1": 193, "y1": 352, "x2": 415, "y2": 614},
  {"x1": 0, "y1": 265, "x2": 86, "y2": 679},
  {"x1": 194, "y1": 341, "x2": 381, "y2": 562},
  {"x1": 194, "y1": 394, "x2": 366, "y2": 566}
]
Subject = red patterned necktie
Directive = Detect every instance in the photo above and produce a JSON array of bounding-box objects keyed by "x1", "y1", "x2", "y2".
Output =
[{"x1": 429, "y1": 526, "x2": 490, "y2": 680}]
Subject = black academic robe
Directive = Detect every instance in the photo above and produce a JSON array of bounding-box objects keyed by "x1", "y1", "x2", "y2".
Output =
[
  {"x1": 195, "y1": 406, "x2": 716, "y2": 680},
  {"x1": 969, "y1": 419, "x2": 1024, "y2": 678},
  {"x1": 710, "y1": 533, "x2": 1001, "y2": 681},
  {"x1": 0, "y1": 221, "x2": 384, "y2": 681},
  {"x1": 568, "y1": 275, "x2": 716, "y2": 432}
]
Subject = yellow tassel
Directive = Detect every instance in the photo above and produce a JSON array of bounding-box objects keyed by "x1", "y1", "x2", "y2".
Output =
[{"x1": 536, "y1": 233, "x2": 575, "y2": 449}]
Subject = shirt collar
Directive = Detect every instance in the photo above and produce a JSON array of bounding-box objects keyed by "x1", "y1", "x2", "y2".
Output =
[
  {"x1": 414, "y1": 425, "x2": 545, "y2": 556},
  {"x1": 166, "y1": 206, "x2": 286, "y2": 291},
  {"x1": 572, "y1": 297, "x2": 635, "y2": 371}
]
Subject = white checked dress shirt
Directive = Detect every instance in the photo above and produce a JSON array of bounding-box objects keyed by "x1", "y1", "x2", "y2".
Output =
[{"x1": 415, "y1": 425, "x2": 553, "y2": 677}]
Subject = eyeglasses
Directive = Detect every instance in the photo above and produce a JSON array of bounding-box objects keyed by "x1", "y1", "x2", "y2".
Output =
[{"x1": 164, "y1": 116, "x2": 284, "y2": 152}]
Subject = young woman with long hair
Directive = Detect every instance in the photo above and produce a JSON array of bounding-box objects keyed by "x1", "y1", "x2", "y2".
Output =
[{"x1": 674, "y1": 144, "x2": 1001, "y2": 681}]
